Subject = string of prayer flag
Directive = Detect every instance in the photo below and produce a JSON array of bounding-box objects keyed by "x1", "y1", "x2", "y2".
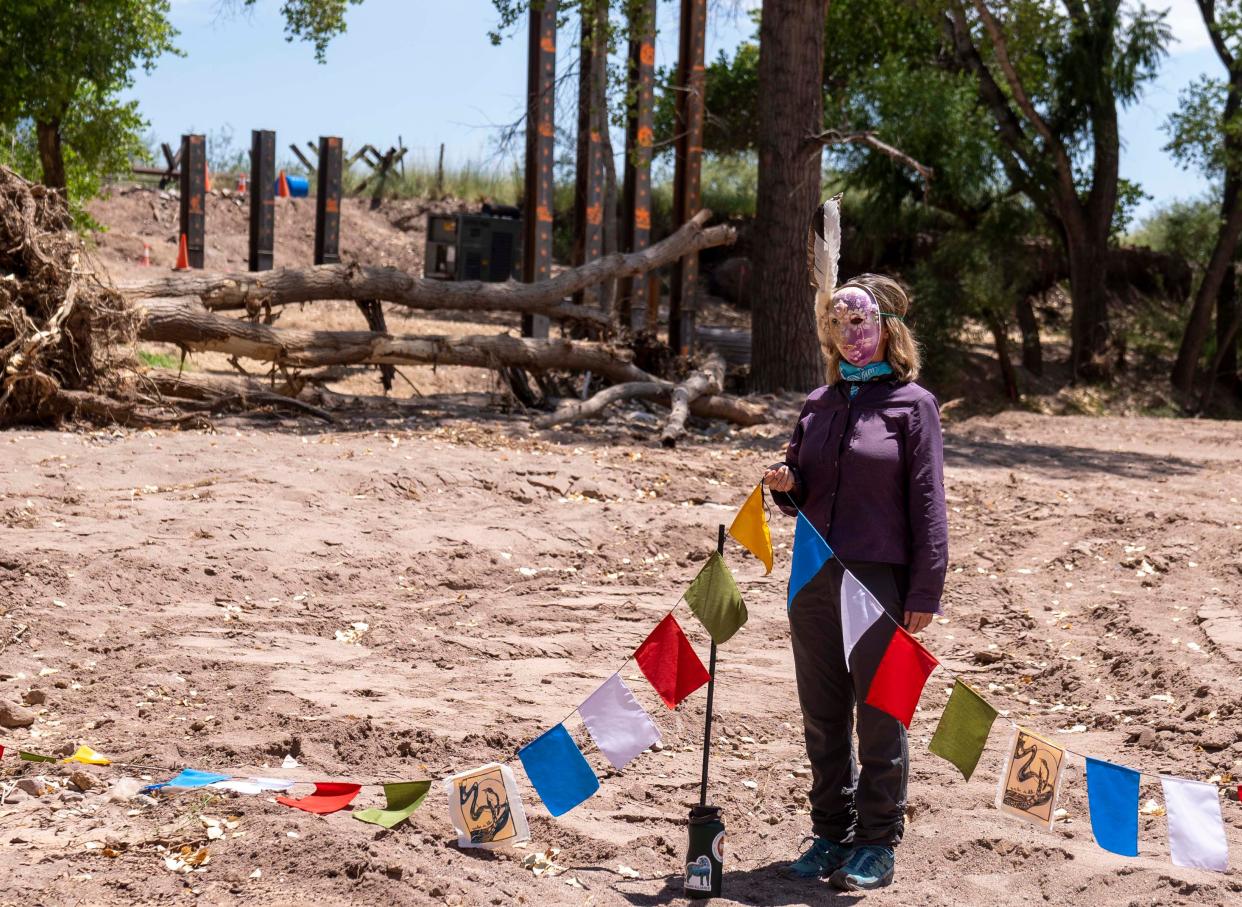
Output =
[
  {"x1": 211, "y1": 777, "x2": 294, "y2": 795},
  {"x1": 728, "y1": 484, "x2": 773, "y2": 574},
  {"x1": 577, "y1": 674, "x2": 661, "y2": 770},
  {"x1": 276, "y1": 782, "x2": 362, "y2": 815},
  {"x1": 788, "y1": 512, "x2": 832, "y2": 610},
  {"x1": 143, "y1": 769, "x2": 231, "y2": 793},
  {"x1": 840, "y1": 569, "x2": 886, "y2": 665},
  {"x1": 1161, "y1": 775, "x2": 1229, "y2": 872},
  {"x1": 518, "y1": 725, "x2": 599, "y2": 818},
  {"x1": 684, "y1": 551, "x2": 748, "y2": 645},
  {"x1": 1085, "y1": 757, "x2": 1140, "y2": 857},
  {"x1": 353, "y1": 781, "x2": 432, "y2": 829},
  {"x1": 928, "y1": 680, "x2": 997, "y2": 781},
  {"x1": 445, "y1": 763, "x2": 530, "y2": 849},
  {"x1": 863, "y1": 626, "x2": 938, "y2": 728},
  {"x1": 634, "y1": 614, "x2": 711, "y2": 709}
]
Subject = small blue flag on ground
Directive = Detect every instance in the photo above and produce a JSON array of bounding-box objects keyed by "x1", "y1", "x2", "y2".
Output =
[
  {"x1": 518, "y1": 724, "x2": 599, "y2": 817},
  {"x1": 1085, "y1": 757, "x2": 1139, "y2": 857},
  {"x1": 142, "y1": 768, "x2": 232, "y2": 794},
  {"x1": 788, "y1": 512, "x2": 833, "y2": 610}
]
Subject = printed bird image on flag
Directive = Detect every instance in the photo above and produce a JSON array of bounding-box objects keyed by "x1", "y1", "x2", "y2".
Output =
[
  {"x1": 788, "y1": 511, "x2": 833, "y2": 610},
  {"x1": 445, "y1": 763, "x2": 530, "y2": 849}
]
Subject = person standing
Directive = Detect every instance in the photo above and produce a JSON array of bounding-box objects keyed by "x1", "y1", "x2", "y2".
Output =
[{"x1": 764, "y1": 273, "x2": 948, "y2": 891}]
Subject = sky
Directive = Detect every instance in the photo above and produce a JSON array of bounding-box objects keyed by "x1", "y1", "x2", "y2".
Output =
[{"x1": 126, "y1": 0, "x2": 1221, "y2": 222}]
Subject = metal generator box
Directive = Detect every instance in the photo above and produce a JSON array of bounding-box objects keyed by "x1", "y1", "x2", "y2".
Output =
[{"x1": 424, "y1": 213, "x2": 522, "y2": 282}]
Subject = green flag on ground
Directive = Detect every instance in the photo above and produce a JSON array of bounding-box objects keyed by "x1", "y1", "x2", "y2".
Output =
[
  {"x1": 19, "y1": 751, "x2": 57, "y2": 763},
  {"x1": 928, "y1": 679, "x2": 998, "y2": 780},
  {"x1": 353, "y1": 781, "x2": 432, "y2": 829},
  {"x1": 684, "y1": 551, "x2": 748, "y2": 645}
]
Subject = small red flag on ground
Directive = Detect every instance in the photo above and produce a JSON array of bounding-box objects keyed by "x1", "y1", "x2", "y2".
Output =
[
  {"x1": 634, "y1": 614, "x2": 710, "y2": 709},
  {"x1": 864, "y1": 626, "x2": 939, "y2": 728},
  {"x1": 276, "y1": 782, "x2": 361, "y2": 814}
]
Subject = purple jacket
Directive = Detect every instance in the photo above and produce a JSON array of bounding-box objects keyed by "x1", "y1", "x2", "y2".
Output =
[{"x1": 771, "y1": 380, "x2": 948, "y2": 613}]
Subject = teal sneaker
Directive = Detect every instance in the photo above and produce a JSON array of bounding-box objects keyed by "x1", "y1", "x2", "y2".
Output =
[
  {"x1": 785, "y1": 836, "x2": 851, "y2": 879},
  {"x1": 829, "y1": 844, "x2": 895, "y2": 890}
]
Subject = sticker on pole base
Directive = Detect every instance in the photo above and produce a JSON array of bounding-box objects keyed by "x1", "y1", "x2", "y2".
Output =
[{"x1": 685, "y1": 855, "x2": 712, "y2": 893}]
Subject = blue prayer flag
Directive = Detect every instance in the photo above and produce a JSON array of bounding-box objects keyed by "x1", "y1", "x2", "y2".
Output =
[
  {"x1": 518, "y1": 724, "x2": 599, "y2": 817},
  {"x1": 1086, "y1": 757, "x2": 1140, "y2": 857},
  {"x1": 142, "y1": 768, "x2": 232, "y2": 794},
  {"x1": 788, "y1": 512, "x2": 833, "y2": 610}
]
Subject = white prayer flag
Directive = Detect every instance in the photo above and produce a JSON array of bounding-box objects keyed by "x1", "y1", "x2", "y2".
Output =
[
  {"x1": 211, "y1": 777, "x2": 295, "y2": 795},
  {"x1": 578, "y1": 673, "x2": 661, "y2": 770},
  {"x1": 1161, "y1": 775, "x2": 1229, "y2": 872},
  {"x1": 841, "y1": 569, "x2": 886, "y2": 664}
]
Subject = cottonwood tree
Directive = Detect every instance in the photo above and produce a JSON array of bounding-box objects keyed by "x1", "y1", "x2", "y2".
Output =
[
  {"x1": 749, "y1": 0, "x2": 832, "y2": 392},
  {"x1": 940, "y1": 1, "x2": 1169, "y2": 381},
  {"x1": 1165, "y1": 1, "x2": 1242, "y2": 396}
]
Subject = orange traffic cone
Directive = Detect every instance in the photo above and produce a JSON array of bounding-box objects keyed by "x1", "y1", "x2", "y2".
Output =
[
  {"x1": 276, "y1": 169, "x2": 290, "y2": 198},
  {"x1": 174, "y1": 234, "x2": 190, "y2": 271},
  {"x1": 236, "y1": 173, "x2": 248, "y2": 194},
  {"x1": 139, "y1": 242, "x2": 151, "y2": 267}
]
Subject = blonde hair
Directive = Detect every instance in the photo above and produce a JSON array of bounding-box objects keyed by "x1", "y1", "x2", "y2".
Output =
[{"x1": 819, "y1": 273, "x2": 921, "y2": 384}]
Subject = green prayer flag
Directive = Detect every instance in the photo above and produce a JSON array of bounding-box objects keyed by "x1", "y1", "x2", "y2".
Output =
[
  {"x1": 352, "y1": 780, "x2": 431, "y2": 829},
  {"x1": 928, "y1": 679, "x2": 998, "y2": 780},
  {"x1": 19, "y1": 751, "x2": 57, "y2": 763},
  {"x1": 684, "y1": 551, "x2": 748, "y2": 645}
]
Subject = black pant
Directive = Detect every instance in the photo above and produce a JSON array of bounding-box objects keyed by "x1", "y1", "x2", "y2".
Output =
[{"x1": 789, "y1": 559, "x2": 909, "y2": 847}]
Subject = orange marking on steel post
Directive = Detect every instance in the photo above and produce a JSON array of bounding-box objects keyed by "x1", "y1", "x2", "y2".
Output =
[
  {"x1": 640, "y1": 43, "x2": 655, "y2": 66},
  {"x1": 635, "y1": 208, "x2": 651, "y2": 230},
  {"x1": 539, "y1": 120, "x2": 554, "y2": 138},
  {"x1": 189, "y1": 197, "x2": 201, "y2": 213},
  {"x1": 328, "y1": 137, "x2": 340, "y2": 148},
  {"x1": 537, "y1": 205, "x2": 553, "y2": 223},
  {"x1": 638, "y1": 126, "x2": 654, "y2": 147},
  {"x1": 586, "y1": 203, "x2": 603, "y2": 226},
  {"x1": 326, "y1": 198, "x2": 339, "y2": 214},
  {"x1": 590, "y1": 130, "x2": 602, "y2": 143},
  {"x1": 541, "y1": 37, "x2": 555, "y2": 53}
]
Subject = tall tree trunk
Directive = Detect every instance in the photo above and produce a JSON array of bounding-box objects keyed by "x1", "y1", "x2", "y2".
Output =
[
  {"x1": 1015, "y1": 295, "x2": 1043, "y2": 376},
  {"x1": 35, "y1": 119, "x2": 66, "y2": 190},
  {"x1": 1066, "y1": 231, "x2": 1112, "y2": 380},
  {"x1": 1172, "y1": 171, "x2": 1242, "y2": 392},
  {"x1": 985, "y1": 311, "x2": 1019, "y2": 401},
  {"x1": 1216, "y1": 259, "x2": 1239, "y2": 395},
  {"x1": 750, "y1": 0, "x2": 829, "y2": 393}
]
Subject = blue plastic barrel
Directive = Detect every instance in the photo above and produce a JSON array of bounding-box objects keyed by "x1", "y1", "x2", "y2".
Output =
[{"x1": 277, "y1": 175, "x2": 310, "y2": 197}]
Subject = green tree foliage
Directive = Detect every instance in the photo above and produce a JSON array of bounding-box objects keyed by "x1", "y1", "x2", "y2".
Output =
[
  {"x1": 0, "y1": 0, "x2": 179, "y2": 195},
  {"x1": 240, "y1": 0, "x2": 364, "y2": 62}
]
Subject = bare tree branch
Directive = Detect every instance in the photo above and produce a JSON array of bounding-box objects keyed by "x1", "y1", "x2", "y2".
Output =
[{"x1": 809, "y1": 129, "x2": 934, "y2": 184}]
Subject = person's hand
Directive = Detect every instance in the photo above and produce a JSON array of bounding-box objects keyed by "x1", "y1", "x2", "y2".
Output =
[
  {"x1": 904, "y1": 611, "x2": 933, "y2": 635},
  {"x1": 763, "y1": 465, "x2": 795, "y2": 493}
]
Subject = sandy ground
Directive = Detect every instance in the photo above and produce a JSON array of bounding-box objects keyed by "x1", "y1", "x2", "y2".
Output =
[{"x1": 0, "y1": 406, "x2": 1240, "y2": 906}]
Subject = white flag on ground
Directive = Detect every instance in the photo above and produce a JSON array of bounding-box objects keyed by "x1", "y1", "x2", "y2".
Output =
[
  {"x1": 211, "y1": 777, "x2": 295, "y2": 795},
  {"x1": 841, "y1": 569, "x2": 886, "y2": 665},
  {"x1": 578, "y1": 673, "x2": 661, "y2": 770},
  {"x1": 1161, "y1": 775, "x2": 1229, "y2": 872}
]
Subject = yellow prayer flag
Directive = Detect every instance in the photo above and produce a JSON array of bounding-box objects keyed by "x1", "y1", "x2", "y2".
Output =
[
  {"x1": 728, "y1": 484, "x2": 773, "y2": 575},
  {"x1": 63, "y1": 745, "x2": 111, "y2": 766}
]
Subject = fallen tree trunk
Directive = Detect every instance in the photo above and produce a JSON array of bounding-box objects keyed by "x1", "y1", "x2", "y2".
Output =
[
  {"x1": 136, "y1": 299, "x2": 765, "y2": 426},
  {"x1": 119, "y1": 210, "x2": 733, "y2": 330},
  {"x1": 661, "y1": 353, "x2": 725, "y2": 447},
  {"x1": 536, "y1": 381, "x2": 667, "y2": 427}
]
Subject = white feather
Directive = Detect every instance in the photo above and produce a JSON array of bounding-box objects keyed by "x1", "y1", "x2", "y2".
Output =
[{"x1": 808, "y1": 194, "x2": 843, "y2": 365}]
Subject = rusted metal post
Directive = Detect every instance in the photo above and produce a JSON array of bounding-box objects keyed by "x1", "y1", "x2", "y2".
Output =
[
  {"x1": 522, "y1": 0, "x2": 557, "y2": 339},
  {"x1": 179, "y1": 134, "x2": 207, "y2": 269},
  {"x1": 573, "y1": 0, "x2": 606, "y2": 311},
  {"x1": 619, "y1": 0, "x2": 657, "y2": 333},
  {"x1": 670, "y1": 0, "x2": 706, "y2": 355},
  {"x1": 248, "y1": 130, "x2": 275, "y2": 272},
  {"x1": 314, "y1": 136, "x2": 343, "y2": 265}
]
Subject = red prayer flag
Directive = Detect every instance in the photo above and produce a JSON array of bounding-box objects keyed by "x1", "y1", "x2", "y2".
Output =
[
  {"x1": 276, "y1": 782, "x2": 362, "y2": 815},
  {"x1": 634, "y1": 614, "x2": 711, "y2": 709},
  {"x1": 0, "y1": 744, "x2": 4, "y2": 759},
  {"x1": 864, "y1": 626, "x2": 939, "y2": 728}
]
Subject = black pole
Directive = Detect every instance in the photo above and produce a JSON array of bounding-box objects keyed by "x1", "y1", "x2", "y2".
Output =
[{"x1": 698, "y1": 523, "x2": 724, "y2": 807}]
